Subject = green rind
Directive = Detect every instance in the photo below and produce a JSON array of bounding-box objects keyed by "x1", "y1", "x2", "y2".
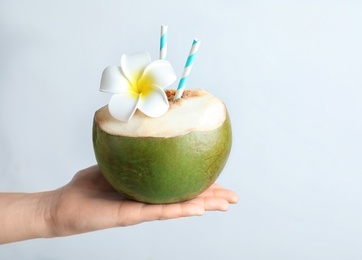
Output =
[{"x1": 92, "y1": 112, "x2": 232, "y2": 204}]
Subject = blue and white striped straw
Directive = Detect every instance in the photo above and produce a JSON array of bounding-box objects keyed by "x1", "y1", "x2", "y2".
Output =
[
  {"x1": 160, "y1": 25, "x2": 168, "y2": 60},
  {"x1": 174, "y1": 38, "x2": 201, "y2": 101}
]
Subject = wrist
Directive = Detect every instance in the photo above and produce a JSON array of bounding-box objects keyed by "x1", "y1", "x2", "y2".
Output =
[{"x1": 0, "y1": 191, "x2": 55, "y2": 244}]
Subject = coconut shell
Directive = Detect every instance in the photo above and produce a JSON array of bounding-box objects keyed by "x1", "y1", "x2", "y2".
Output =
[{"x1": 92, "y1": 90, "x2": 232, "y2": 204}]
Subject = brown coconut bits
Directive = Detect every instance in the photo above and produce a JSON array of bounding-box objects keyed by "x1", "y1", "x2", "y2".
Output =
[{"x1": 165, "y1": 89, "x2": 201, "y2": 107}]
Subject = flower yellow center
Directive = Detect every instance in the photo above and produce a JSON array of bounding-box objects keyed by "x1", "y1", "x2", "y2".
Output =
[{"x1": 130, "y1": 73, "x2": 154, "y2": 98}]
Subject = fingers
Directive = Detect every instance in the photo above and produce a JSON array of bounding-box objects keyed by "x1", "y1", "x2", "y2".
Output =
[
  {"x1": 116, "y1": 183, "x2": 238, "y2": 226},
  {"x1": 138, "y1": 202, "x2": 205, "y2": 223},
  {"x1": 189, "y1": 196, "x2": 229, "y2": 212},
  {"x1": 137, "y1": 184, "x2": 238, "y2": 223},
  {"x1": 198, "y1": 184, "x2": 239, "y2": 204}
]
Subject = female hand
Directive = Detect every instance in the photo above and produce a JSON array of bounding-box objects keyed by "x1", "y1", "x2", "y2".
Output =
[
  {"x1": 0, "y1": 165, "x2": 238, "y2": 244},
  {"x1": 46, "y1": 165, "x2": 238, "y2": 237}
]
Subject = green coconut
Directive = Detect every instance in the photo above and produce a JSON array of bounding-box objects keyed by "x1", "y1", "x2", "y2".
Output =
[{"x1": 92, "y1": 89, "x2": 232, "y2": 204}]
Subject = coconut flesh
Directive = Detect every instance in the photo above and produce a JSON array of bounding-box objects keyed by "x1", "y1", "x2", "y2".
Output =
[{"x1": 93, "y1": 89, "x2": 232, "y2": 204}]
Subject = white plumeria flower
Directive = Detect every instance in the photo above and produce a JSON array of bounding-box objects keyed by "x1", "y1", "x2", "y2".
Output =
[{"x1": 100, "y1": 51, "x2": 177, "y2": 122}]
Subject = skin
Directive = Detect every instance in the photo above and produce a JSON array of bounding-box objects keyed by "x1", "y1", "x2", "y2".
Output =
[{"x1": 0, "y1": 165, "x2": 238, "y2": 244}]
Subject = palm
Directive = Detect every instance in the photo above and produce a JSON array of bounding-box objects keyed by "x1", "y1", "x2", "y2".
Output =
[{"x1": 47, "y1": 166, "x2": 238, "y2": 237}]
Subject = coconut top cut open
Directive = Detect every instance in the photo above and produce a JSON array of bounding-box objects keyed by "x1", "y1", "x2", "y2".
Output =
[{"x1": 94, "y1": 89, "x2": 227, "y2": 138}]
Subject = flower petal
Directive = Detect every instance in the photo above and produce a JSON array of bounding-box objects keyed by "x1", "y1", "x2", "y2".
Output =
[
  {"x1": 100, "y1": 66, "x2": 131, "y2": 94},
  {"x1": 139, "y1": 60, "x2": 177, "y2": 89},
  {"x1": 108, "y1": 93, "x2": 140, "y2": 122},
  {"x1": 138, "y1": 86, "x2": 169, "y2": 118},
  {"x1": 121, "y1": 52, "x2": 151, "y2": 83}
]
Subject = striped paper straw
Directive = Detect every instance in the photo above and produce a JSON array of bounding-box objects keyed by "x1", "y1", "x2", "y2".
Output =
[
  {"x1": 173, "y1": 38, "x2": 201, "y2": 101},
  {"x1": 160, "y1": 25, "x2": 168, "y2": 60}
]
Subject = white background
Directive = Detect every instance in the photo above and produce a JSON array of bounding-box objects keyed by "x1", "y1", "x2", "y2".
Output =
[{"x1": 1, "y1": 0, "x2": 362, "y2": 259}]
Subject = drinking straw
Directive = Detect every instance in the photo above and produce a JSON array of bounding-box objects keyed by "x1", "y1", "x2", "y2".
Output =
[
  {"x1": 173, "y1": 38, "x2": 201, "y2": 101},
  {"x1": 160, "y1": 25, "x2": 168, "y2": 60}
]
